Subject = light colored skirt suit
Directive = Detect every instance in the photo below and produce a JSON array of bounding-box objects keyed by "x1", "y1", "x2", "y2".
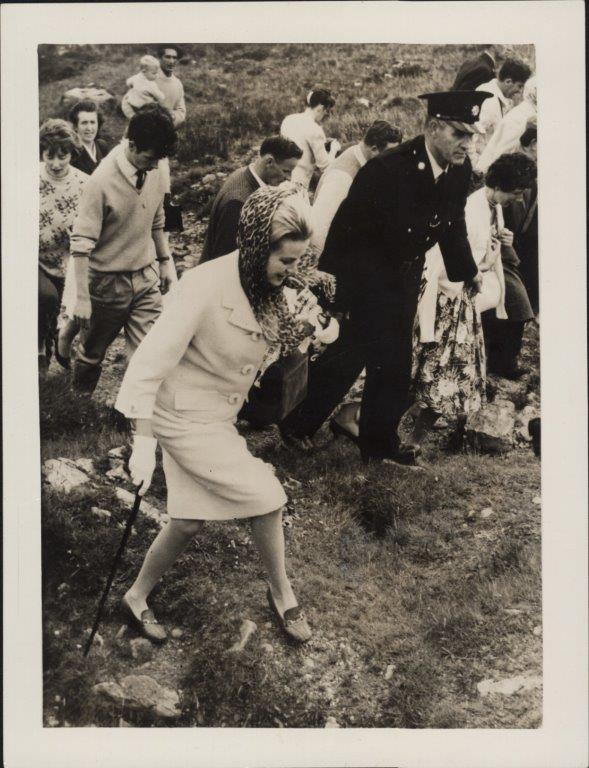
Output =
[{"x1": 115, "y1": 252, "x2": 286, "y2": 520}]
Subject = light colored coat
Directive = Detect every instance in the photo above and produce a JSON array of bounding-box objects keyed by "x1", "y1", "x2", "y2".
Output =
[
  {"x1": 116, "y1": 251, "x2": 267, "y2": 421},
  {"x1": 115, "y1": 252, "x2": 286, "y2": 521},
  {"x1": 280, "y1": 109, "x2": 331, "y2": 189}
]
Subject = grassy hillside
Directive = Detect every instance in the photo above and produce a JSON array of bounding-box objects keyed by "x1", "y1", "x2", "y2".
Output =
[{"x1": 39, "y1": 43, "x2": 541, "y2": 729}]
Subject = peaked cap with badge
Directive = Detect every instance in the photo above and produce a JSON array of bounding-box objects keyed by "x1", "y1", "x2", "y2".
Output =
[
  {"x1": 418, "y1": 90, "x2": 494, "y2": 133},
  {"x1": 281, "y1": 90, "x2": 484, "y2": 463}
]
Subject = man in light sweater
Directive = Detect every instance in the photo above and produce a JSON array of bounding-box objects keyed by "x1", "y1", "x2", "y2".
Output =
[
  {"x1": 71, "y1": 107, "x2": 178, "y2": 393},
  {"x1": 200, "y1": 136, "x2": 303, "y2": 263},
  {"x1": 310, "y1": 120, "x2": 403, "y2": 254},
  {"x1": 156, "y1": 45, "x2": 186, "y2": 128}
]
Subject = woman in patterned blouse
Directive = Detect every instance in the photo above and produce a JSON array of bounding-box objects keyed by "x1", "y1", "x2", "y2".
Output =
[{"x1": 38, "y1": 119, "x2": 88, "y2": 372}]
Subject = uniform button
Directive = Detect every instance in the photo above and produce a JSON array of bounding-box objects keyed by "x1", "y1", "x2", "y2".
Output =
[
  {"x1": 228, "y1": 393, "x2": 241, "y2": 405},
  {"x1": 241, "y1": 364, "x2": 255, "y2": 375},
  {"x1": 407, "y1": 227, "x2": 412, "y2": 233}
]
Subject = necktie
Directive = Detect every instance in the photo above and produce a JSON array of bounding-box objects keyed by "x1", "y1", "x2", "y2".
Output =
[{"x1": 136, "y1": 170, "x2": 146, "y2": 191}]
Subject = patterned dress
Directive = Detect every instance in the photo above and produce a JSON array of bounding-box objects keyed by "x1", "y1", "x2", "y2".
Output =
[
  {"x1": 411, "y1": 281, "x2": 486, "y2": 419},
  {"x1": 39, "y1": 162, "x2": 88, "y2": 279}
]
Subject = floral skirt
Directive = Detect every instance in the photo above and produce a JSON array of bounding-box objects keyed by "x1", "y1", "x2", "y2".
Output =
[{"x1": 411, "y1": 287, "x2": 486, "y2": 419}]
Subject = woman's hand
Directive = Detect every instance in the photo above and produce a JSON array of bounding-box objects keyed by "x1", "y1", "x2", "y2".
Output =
[
  {"x1": 73, "y1": 296, "x2": 92, "y2": 329},
  {"x1": 499, "y1": 228, "x2": 514, "y2": 247},
  {"x1": 128, "y1": 435, "x2": 157, "y2": 496}
]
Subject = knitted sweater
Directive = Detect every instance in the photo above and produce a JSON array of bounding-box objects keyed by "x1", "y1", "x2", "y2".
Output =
[
  {"x1": 39, "y1": 163, "x2": 88, "y2": 278},
  {"x1": 200, "y1": 167, "x2": 260, "y2": 263},
  {"x1": 70, "y1": 144, "x2": 166, "y2": 272},
  {"x1": 155, "y1": 72, "x2": 186, "y2": 127}
]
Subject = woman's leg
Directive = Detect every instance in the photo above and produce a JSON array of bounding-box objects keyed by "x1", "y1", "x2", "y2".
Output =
[
  {"x1": 38, "y1": 269, "x2": 60, "y2": 355},
  {"x1": 124, "y1": 518, "x2": 203, "y2": 617},
  {"x1": 250, "y1": 508, "x2": 298, "y2": 615},
  {"x1": 333, "y1": 402, "x2": 360, "y2": 437},
  {"x1": 57, "y1": 317, "x2": 80, "y2": 358}
]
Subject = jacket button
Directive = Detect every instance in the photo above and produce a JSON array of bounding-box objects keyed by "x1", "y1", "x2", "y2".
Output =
[
  {"x1": 407, "y1": 227, "x2": 412, "y2": 233},
  {"x1": 251, "y1": 332, "x2": 262, "y2": 342},
  {"x1": 241, "y1": 364, "x2": 255, "y2": 375},
  {"x1": 228, "y1": 393, "x2": 241, "y2": 405}
]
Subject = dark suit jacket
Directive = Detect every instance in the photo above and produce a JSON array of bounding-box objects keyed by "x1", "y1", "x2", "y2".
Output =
[
  {"x1": 452, "y1": 52, "x2": 495, "y2": 91},
  {"x1": 320, "y1": 134, "x2": 478, "y2": 311},
  {"x1": 200, "y1": 167, "x2": 260, "y2": 262},
  {"x1": 70, "y1": 138, "x2": 109, "y2": 176},
  {"x1": 503, "y1": 183, "x2": 539, "y2": 314}
]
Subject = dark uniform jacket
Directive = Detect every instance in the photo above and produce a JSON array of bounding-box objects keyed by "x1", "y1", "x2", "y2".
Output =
[
  {"x1": 200, "y1": 167, "x2": 260, "y2": 263},
  {"x1": 320, "y1": 134, "x2": 478, "y2": 310},
  {"x1": 452, "y1": 53, "x2": 496, "y2": 91},
  {"x1": 503, "y1": 183, "x2": 538, "y2": 315},
  {"x1": 70, "y1": 138, "x2": 109, "y2": 176}
]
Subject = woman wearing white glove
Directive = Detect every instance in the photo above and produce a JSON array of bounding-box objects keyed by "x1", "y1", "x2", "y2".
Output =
[{"x1": 116, "y1": 185, "x2": 337, "y2": 645}]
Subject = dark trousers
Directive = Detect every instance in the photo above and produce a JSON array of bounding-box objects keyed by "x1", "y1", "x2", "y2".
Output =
[
  {"x1": 38, "y1": 268, "x2": 65, "y2": 353},
  {"x1": 482, "y1": 311, "x2": 526, "y2": 375},
  {"x1": 281, "y1": 263, "x2": 422, "y2": 459},
  {"x1": 73, "y1": 263, "x2": 163, "y2": 393}
]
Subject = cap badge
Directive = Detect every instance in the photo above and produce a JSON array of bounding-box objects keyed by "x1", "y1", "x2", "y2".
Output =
[
  {"x1": 471, "y1": 105, "x2": 480, "y2": 116},
  {"x1": 418, "y1": 161, "x2": 425, "y2": 170}
]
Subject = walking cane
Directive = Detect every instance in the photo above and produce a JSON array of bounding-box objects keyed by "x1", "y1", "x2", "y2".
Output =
[{"x1": 83, "y1": 486, "x2": 142, "y2": 657}]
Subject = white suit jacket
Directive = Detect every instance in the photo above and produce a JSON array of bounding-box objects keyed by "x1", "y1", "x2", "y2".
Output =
[
  {"x1": 115, "y1": 252, "x2": 269, "y2": 423},
  {"x1": 417, "y1": 187, "x2": 507, "y2": 342}
]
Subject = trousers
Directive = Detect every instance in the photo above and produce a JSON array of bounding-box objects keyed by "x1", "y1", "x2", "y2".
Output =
[
  {"x1": 481, "y1": 311, "x2": 526, "y2": 375},
  {"x1": 38, "y1": 268, "x2": 65, "y2": 353},
  {"x1": 73, "y1": 262, "x2": 163, "y2": 393},
  {"x1": 281, "y1": 261, "x2": 423, "y2": 459}
]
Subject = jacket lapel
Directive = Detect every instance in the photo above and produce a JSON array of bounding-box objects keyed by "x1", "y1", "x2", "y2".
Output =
[{"x1": 221, "y1": 255, "x2": 263, "y2": 334}]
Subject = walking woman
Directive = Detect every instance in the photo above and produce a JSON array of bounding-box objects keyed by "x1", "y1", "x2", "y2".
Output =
[
  {"x1": 38, "y1": 119, "x2": 88, "y2": 372},
  {"x1": 115, "y1": 185, "x2": 337, "y2": 644},
  {"x1": 408, "y1": 152, "x2": 537, "y2": 448}
]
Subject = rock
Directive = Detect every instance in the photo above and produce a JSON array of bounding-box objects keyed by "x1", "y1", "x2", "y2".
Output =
[
  {"x1": 202, "y1": 173, "x2": 217, "y2": 184},
  {"x1": 303, "y1": 657, "x2": 315, "y2": 670},
  {"x1": 106, "y1": 465, "x2": 131, "y2": 482},
  {"x1": 261, "y1": 642, "x2": 274, "y2": 654},
  {"x1": 61, "y1": 86, "x2": 115, "y2": 110},
  {"x1": 108, "y1": 446, "x2": 128, "y2": 460},
  {"x1": 533, "y1": 496, "x2": 541, "y2": 506},
  {"x1": 353, "y1": 80, "x2": 362, "y2": 87},
  {"x1": 42, "y1": 458, "x2": 91, "y2": 493},
  {"x1": 227, "y1": 619, "x2": 257, "y2": 652},
  {"x1": 480, "y1": 507, "x2": 494, "y2": 519},
  {"x1": 83, "y1": 629, "x2": 104, "y2": 648},
  {"x1": 130, "y1": 638, "x2": 154, "y2": 662},
  {"x1": 466, "y1": 400, "x2": 515, "y2": 453},
  {"x1": 74, "y1": 458, "x2": 95, "y2": 474},
  {"x1": 171, "y1": 628, "x2": 183, "y2": 639},
  {"x1": 216, "y1": 172, "x2": 227, "y2": 179},
  {"x1": 115, "y1": 675, "x2": 181, "y2": 718},
  {"x1": 324, "y1": 716, "x2": 340, "y2": 728},
  {"x1": 533, "y1": 625, "x2": 542, "y2": 636},
  {"x1": 384, "y1": 72, "x2": 394, "y2": 79},
  {"x1": 356, "y1": 97, "x2": 370, "y2": 108},
  {"x1": 93, "y1": 680, "x2": 125, "y2": 705},
  {"x1": 384, "y1": 664, "x2": 395, "y2": 680},
  {"x1": 514, "y1": 405, "x2": 540, "y2": 441},
  {"x1": 46, "y1": 714, "x2": 60, "y2": 727},
  {"x1": 115, "y1": 488, "x2": 165, "y2": 526},
  {"x1": 477, "y1": 675, "x2": 542, "y2": 697},
  {"x1": 91, "y1": 506, "x2": 112, "y2": 521},
  {"x1": 465, "y1": 509, "x2": 477, "y2": 522}
]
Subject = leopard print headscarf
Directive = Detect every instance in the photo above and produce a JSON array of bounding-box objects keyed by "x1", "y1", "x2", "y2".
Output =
[{"x1": 237, "y1": 184, "x2": 335, "y2": 356}]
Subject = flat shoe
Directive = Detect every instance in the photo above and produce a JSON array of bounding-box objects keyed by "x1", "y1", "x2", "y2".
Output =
[
  {"x1": 121, "y1": 596, "x2": 167, "y2": 644},
  {"x1": 266, "y1": 587, "x2": 312, "y2": 643},
  {"x1": 53, "y1": 332, "x2": 71, "y2": 370},
  {"x1": 329, "y1": 418, "x2": 360, "y2": 446}
]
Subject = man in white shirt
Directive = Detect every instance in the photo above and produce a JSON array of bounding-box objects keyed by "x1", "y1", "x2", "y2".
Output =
[
  {"x1": 311, "y1": 120, "x2": 402, "y2": 254},
  {"x1": 476, "y1": 58, "x2": 532, "y2": 138}
]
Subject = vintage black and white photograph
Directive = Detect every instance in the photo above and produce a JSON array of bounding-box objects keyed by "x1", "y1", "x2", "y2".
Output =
[{"x1": 2, "y1": 2, "x2": 587, "y2": 767}]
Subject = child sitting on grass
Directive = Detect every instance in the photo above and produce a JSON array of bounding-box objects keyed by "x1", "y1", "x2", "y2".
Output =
[{"x1": 121, "y1": 55, "x2": 166, "y2": 120}]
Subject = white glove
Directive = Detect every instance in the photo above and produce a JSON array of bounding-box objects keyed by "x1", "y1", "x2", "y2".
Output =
[
  {"x1": 313, "y1": 315, "x2": 339, "y2": 345},
  {"x1": 128, "y1": 435, "x2": 157, "y2": 496}
]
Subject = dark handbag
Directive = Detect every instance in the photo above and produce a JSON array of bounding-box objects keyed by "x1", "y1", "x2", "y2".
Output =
[{"x1": 239, "y1": 350, "x2": 309, "y2": 426}]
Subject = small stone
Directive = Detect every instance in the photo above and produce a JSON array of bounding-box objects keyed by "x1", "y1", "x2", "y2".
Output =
[
  {"x1": 46, "y1": 714, "x2": 59, "y2": 727},
  {"x1": 171, "y1": 628, "x2": 183, "y2": 639},
  {"x1": 465, "y1": 509, "x2": 477, "y2": 522},
  {"x1": 227, "y1": 619, "x2": 257, "y2": 652},
  {"x1": 108, "y1": 446, "x2": 127, "y2": 459},
  {"x1": 54, "y1": 694, "x2": 61, "y2": 702},
  {"x1": 42, "y1": 458, "x2": 91, "y2": 493},
  {"x1": 57, "y1": 582, "x2": 69, "y2": 596},
  {"x1": 504, "y1": 608, "x2": 524, "y2": 616},
  {"x1": 202, "y1": 173, "x2": 217, "y2": 184},
  {"x1": 115, "y1": 488, "x2": 165, "y2": 527},
  {"x1": 106, "y1": 465, "x2": 131, "y2": 482},
  {"x1": 480, "y1": 507, "x2": 494, "y2": 519},
  {"x1": 261, "y1": 642, "x2": 274, "y2": 654},
  {"x1": 119, "y1": 675, "x2": 181, "y2": 718},
  {"x1": 354, "y1": 80, "x2": 362, "y2": 87},
  {"x1": 465, "y1": 401, "x2": 515, "y2": 454},
  {"x1": 130, "y1": 638, "x2": 154, "y2": 662},
  {"x1": 303, "y1": 657, "x2": 315, "y2": 670},
  {"x1": 384, "y1": 72, "x2": 394, "y2": 79},
  {"x1": 91, "y1": 507, "x2": 112, "y2": 521},
  {"x1": 533, "y1": 625, "x2": 542, "y2": 636},
  {"x1": 533, "y1": 496, "x2": 541, "y2": 505},
  {"x1": 324, "y1": 716, "x2": 340, "y2": 728},
  {"x1": 384, "y1": 664, "x2": 395, "y2": 680},
  {"x1": 477, "y1": 675, "x2": 542, "y2": 697},
  {"x1": 356, "y1": 97, "x2": 370, "y2": 108}
]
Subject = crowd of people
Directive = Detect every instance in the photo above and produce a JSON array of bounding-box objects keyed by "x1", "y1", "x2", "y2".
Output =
[{"x1": 39, "y1": 44, "x2": 539, "y2": 645}]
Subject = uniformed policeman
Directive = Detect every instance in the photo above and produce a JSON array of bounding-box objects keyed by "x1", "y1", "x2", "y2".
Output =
[{"x1": 280, "y1": 90, "x2": 493, "y2": 465}]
